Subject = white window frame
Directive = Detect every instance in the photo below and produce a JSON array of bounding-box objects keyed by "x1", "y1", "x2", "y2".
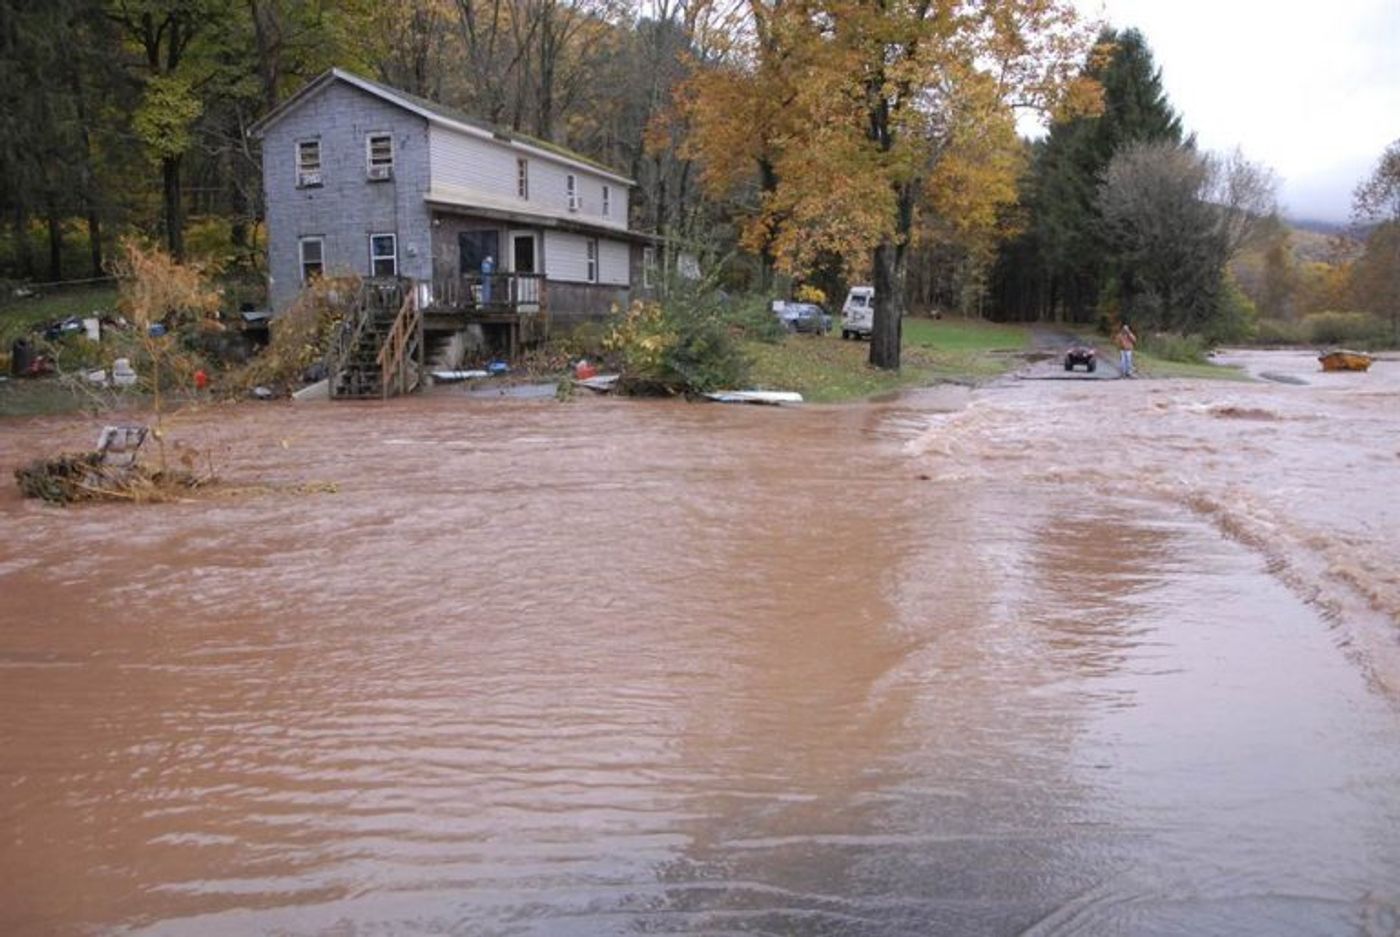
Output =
[
  {"x1": 299, "y1": 236, "x2": 325, "y2": 283},
  {"x1": 586, "y1": 237, "x2": 597, "y2": 283},
  {"x1": 642, "y1": 246, "x2": 656, "y2": 289},
  {"x1": 296, "y1": 139, "x2": 322, "y2": 188},
  {"x1": 566, "y1": 173, "x2": 579, "y2": 212},
  {"x1": 366, "y1": 133, "x2": 394, "y2": 179},
  {"x1": 517, "y1": 158, "x2": 529, "y2": 200},
  {"x1": 602, "y1": 185, "x2": 611, "y2": 218},
  {"x1": 369, "y1": 233, "x2": 398, "y2": 278}
]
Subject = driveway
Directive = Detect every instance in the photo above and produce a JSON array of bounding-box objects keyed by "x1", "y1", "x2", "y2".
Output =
[{"x1": 1015, "y1": 327, "x2": 1124, "y2": 380}]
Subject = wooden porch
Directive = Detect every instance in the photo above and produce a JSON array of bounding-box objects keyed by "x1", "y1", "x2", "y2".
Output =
[{"x1": 423, "y1": 272, "x2": 549, "y2": 356}]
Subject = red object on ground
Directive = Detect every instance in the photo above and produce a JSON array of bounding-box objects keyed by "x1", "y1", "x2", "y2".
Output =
[
  {"x1": 194, "y1": 369, "x2": 209, "y2": 390},
  {"x1": 574, "y1": 361, "x2": 598, "y2": 380}
]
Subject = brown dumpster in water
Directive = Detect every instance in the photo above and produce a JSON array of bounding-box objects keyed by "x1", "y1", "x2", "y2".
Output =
[{"x1": 1319, "y1": 350, "x2": 1372, "y2": 372}]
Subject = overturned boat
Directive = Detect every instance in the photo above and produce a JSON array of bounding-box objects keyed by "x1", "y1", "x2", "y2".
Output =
[{"x1": 1318, "y1": 350, "x2": 1372, "y2": 372}]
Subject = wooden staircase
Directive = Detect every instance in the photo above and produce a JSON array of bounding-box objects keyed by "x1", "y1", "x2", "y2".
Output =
[{"x1": 329, "y1": 280, "x2": 423, "y2": 399}]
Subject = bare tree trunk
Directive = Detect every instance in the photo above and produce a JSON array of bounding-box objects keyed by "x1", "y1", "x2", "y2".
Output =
[
  {"x1": 86, "y1": 210, "x2": 103, "y2": 278},
  {"x1": 249, "y1": 0, "x2": 282, "y2": 112},
  {"x1": 870, "y1": 241, "x2": 904, "y2": 369},
  {"x1": 46, "y1": 206, "x2": 63, "y2": 281},
  {"x1": 163, "y1": 155, "x2": 184, "y2": 260},
  {"x1": 69, "y1": 64, "x2": 104, "y2": 277},
  {"x1": 12, "y1": 205, "x2": 34, "y2": 279},
  {"x1": 869, "y1": 184, "x2": 913, "y2": 371}
]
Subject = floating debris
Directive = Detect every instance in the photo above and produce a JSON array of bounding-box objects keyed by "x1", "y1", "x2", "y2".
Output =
[{"x1": 704, "y1": 390, "x2": 804, "y2": 406}]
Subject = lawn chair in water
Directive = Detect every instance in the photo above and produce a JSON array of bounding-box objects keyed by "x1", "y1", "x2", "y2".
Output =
[{"x1": 96, "y1": 425, "x2": 148, "y2": 467}]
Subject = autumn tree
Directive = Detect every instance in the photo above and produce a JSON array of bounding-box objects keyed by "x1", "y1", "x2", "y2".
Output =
[
  {"x1": 1349, "y1": 139, "x2": 1400, "y2": 341},
  {"x1": 679, "y1": 0, "x2": 1094, "y2": 366}
]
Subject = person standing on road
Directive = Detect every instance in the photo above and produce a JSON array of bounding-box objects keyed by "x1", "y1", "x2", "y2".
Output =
[{"x1": 1116, "y1": 322, "x2": 1137, "y2": 378}]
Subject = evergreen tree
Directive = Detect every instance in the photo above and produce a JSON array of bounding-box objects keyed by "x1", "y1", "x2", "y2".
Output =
[{"x1": 992, "y1": 27, "x2": 1183, "y2": 323}]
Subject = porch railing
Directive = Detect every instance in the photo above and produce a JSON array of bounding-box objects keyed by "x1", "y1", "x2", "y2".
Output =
[
  {"x1": 376, "y1": 284, "x2": 423, "y2": 398},
  {"x1": 426, "y1": 272, "x2": 546, "y2": 313}
]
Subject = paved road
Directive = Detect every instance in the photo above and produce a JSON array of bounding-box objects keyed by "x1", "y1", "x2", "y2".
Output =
[{"x1": 1016, "y1": 326, "x2": 1126, "y2": 380}]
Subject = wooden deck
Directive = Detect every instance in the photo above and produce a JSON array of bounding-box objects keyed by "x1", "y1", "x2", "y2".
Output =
[{"x1": 423, "y1": 274, "x2": 549, "y2": 354}]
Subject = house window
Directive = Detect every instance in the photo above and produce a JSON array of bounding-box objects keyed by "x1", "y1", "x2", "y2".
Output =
[
  {"x1": 642, "y1": 246, "x2": 656, "y2": 289},
  {"x1": 566, "y1": 173, "x2": 578, "y2": 211},
  {"x1": 602, "y1": 185, "x2": 611, "y2": 218},
  {"x1": 586, "y1": 238, "x2": 597, "y2": 283},
  {"x1": 369, "y1": 233, "x2": 397, "y2": 277},
  {"x1": 296, "y1": 140, "x2": 322, "y2": 187},
  {"x1": 517, "y1": 158, "x2": 529, "y2": 199},
  {"x1": 366, "y1": 134, "x2": 393, "y2": 179},
  {"x1": 299, "y1": 237, "x2": 324, "y2": 283}
]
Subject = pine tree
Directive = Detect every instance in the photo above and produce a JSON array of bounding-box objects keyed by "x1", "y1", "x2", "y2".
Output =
[{"x1": 994, "y1": 28, "x2": 1184, "y2": 323}]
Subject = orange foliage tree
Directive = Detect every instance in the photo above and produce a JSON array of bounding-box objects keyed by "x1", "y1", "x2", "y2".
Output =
[{"x1": 680, "y1": 0, "x2": 1097, "y2": 368}]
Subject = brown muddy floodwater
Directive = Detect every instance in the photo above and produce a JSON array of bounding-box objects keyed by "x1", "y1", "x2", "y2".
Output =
[{"x1": 3, "y1": 350, "x2": 1400, "y2": 936}]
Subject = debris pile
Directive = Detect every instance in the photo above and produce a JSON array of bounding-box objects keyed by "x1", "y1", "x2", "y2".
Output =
[{"x1": 13, "y1": 424, "x2": 209, "y2": 505}]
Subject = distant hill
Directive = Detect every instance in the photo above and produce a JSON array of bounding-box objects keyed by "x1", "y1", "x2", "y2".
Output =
[{"x1": 1285, "y1": 217, "x2": 1350, "y2": 237}]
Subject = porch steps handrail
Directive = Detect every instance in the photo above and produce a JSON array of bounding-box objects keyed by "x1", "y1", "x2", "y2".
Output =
[{"x1": 376, "y1": 285, "x2": 423, "y2": 398}]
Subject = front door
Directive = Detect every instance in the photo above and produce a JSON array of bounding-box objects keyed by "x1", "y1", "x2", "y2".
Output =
[{"x1": 510, "y1": 231, "x2": 541, "y2": 310}]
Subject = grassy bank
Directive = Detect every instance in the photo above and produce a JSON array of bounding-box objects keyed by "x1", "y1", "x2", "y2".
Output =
[
  {"x1": 0, "y1": 284, "x2": 119, "y2": 347},
  {"x1": 746, "y1": 317, "x2": 1031, "y2": 402},
  {"x1": 1131, "y1": 352, "x2": 1252, "y2": 381}
]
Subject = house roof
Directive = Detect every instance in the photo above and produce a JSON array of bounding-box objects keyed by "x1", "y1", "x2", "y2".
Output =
[
  {"x1": 248, "y1": 68, "x2": 635, "y2": 187},
  {"x1": 427, "y1": 192, "x2": 660, "y2": 245}
]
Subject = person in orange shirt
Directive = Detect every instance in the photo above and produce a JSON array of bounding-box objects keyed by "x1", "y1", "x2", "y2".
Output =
[{"x1": 1116, "y1": 322, "x2": 1137, "y2": 378}]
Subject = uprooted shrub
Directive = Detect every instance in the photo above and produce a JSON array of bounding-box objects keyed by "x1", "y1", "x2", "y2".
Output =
[
  {"x1": 102, "y1": 239, "x2": 225, "y2": 468},
  {"x1": 15, "y1": 451, "x2": 207, "y2": 505},
  {"x1": 224, "y1": 276, "x2": 359, "y2": 395},
  {"x1": 603, "y1": 292, "x2": 751, "y2": 395},
  {"x1": 600, "y1": 288, "x2": 785, "y2": 395}
]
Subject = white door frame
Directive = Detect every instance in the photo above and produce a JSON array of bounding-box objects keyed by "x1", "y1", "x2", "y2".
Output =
[{"x1": 508, "y1": 230, "x2": 541, "y2": 312}]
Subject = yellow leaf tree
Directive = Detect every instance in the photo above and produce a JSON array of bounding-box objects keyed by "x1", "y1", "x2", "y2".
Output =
[{"x1": 682, "y1": 0, "x2": 1096, "y2": 368}]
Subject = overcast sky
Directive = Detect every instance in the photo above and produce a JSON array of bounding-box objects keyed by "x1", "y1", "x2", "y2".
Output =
[{"x1": 1061, "y1": 0, "x2": 1400, "y2": 222}]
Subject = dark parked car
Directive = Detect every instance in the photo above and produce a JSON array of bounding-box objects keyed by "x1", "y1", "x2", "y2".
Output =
[
  {"x1": 780, "y1": 302, "x2": 831, "y2": 335},
  {"x1": 1064, "y1": 344, "x2": 1096, "y2": 372}
]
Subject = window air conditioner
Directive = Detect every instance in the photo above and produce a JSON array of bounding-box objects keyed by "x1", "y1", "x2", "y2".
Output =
[
  {"x1": 367, "y1": 164, "x2": 392, "y2": 181},
  {"x1": 298, "y1": 170, "x2": 323, "y2": 187}
]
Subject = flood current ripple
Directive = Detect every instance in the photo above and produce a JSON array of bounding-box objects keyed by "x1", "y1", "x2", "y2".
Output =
[{"x1": 2, "y1": 350, "x2": 1400, "y2": 935}]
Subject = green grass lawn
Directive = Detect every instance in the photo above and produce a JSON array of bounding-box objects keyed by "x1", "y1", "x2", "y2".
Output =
[
  {"x1": 746, "y1": 317, "x2": 1032, "y2": 402},
  {"x1": 0, "y1": 284, "x2": 119, "y2": 347},
  {"x1": 1132, "y1": 351, "x2": 1252, "y2": 381},
  {"x1": 1, "y1": 285, "x2": 121, "y2": 417}
]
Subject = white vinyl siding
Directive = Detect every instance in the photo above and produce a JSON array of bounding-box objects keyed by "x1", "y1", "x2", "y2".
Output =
[
  {"x1": 545, "y1": 232, "x2": 629, "y2": 284},
  {"x1": 429, "y1": 125, "x2": 520, "y2": 200},
  {"x1": 543, "y1": 231, "x2": 589, "y2": 281},
  {"x1": 598, "y1": 239, "x2": 629, "y2": 285},
  {"x1": 427, "y1": 125, "x2": 628, "y2": 228}
]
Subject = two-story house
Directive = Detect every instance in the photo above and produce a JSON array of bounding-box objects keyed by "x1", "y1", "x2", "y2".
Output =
[{"x1": 249, "y1": 68, "x2": 657, "y2": 337}]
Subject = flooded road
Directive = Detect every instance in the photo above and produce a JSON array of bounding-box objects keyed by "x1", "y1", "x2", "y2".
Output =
[{"x1": 3, "y1": 350, "x2": 1400, "y2": 935}]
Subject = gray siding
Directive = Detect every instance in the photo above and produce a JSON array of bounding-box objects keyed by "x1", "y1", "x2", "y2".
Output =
[{"x1": 261, "y1": 82, "x2": 432, "y2": 311}]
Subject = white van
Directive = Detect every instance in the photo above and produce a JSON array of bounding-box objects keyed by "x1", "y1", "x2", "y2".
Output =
[{"x1": 840, "y1": 286, "x2": 874, "y2": 340}]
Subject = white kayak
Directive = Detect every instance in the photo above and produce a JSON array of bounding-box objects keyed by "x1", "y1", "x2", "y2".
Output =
[{"x1": 704, "y1": 390, "x2": 804, "y2": 405}]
